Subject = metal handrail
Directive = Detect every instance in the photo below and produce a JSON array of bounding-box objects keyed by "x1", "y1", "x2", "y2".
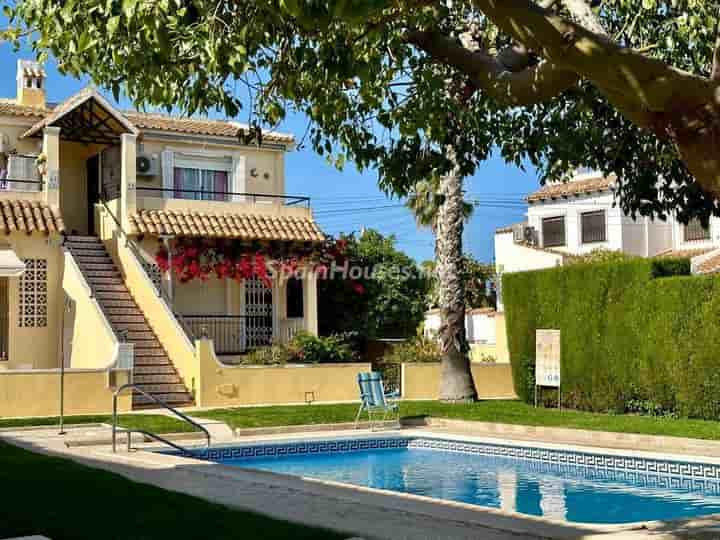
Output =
[
  {"x1": 135, "y1": 186, "x2": 310, "y2": 207},
  {"x1": 112, "y1": 383, "x2": 210, "y2": 457}
]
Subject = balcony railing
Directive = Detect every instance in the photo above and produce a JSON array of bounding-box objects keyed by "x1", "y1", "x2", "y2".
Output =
[
  {"x1": 183, "y1": 314, "x2": 273, "y2": 355},
  {"x1": 0, "y1": 178, "x2": 44, "y2": 192},
  {"x1": 136, "y1": 187, "x2": 310, "y2": 208}
]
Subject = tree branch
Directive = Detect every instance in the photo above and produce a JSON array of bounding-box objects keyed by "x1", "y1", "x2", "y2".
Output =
[{"x1": 713, "y1": 15, "x2": 720, "y2": 81}]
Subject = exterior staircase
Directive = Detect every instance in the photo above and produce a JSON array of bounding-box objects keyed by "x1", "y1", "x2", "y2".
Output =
[{"x1": 64, "y1": 235, "x2": 194, "y2": 409}]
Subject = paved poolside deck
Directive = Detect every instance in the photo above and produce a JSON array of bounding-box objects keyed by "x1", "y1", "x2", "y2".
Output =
[{"x1": 4, "y1": 422, "x2": 720, "y2": 539}]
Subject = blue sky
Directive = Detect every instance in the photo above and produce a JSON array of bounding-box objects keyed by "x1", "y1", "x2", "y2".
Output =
[{"x1": 0, "y1": 45, "x2": 541, "y2": 263}]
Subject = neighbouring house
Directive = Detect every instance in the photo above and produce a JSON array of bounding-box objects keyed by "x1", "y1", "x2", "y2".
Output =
[
  {"x1": 494, "y1": 169, "x2": 720, "y2": 309},
  {"x1": 0, "y1": 60, "x2": 350, "y2": 417},
  {"x1": 423, "y1": 307, "x2": 509, "y2": 363}
]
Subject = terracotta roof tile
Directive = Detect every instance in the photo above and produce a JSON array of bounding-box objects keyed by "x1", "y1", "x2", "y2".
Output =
[
  {"x1": 124, "y1": 112, "x2": 294, "y2": 144},
  {"x1": 0, "y1": 98, "x2": 294, "y2": 145},
  {"x1": 129, "y1": 209, "x2": 324, "y2": 242},
  {"x1": 0, "y1": 200, "x2": 64, "y2": 235},
  {"x1": 655, "y1": 247, "x2": 713, "y2": 259},
  {"x1": 527, "y1": 176, "x2": 615, "y2": 203},
  {"x1": 696, "y1": 251, "x2": 720, "y2": 274},
  {"x1": 496, "y1": 222, "x2": 525, "y2": 234}
]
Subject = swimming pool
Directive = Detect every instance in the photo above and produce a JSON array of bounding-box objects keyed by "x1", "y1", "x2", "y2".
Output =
[{"x1": 188, "y1": 436, "x2": 720, "y2": 524}]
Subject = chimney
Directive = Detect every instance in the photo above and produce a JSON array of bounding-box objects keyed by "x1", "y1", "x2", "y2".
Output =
[{"x1": 16, "y1": 60, "x2": 46, "y2": 108}]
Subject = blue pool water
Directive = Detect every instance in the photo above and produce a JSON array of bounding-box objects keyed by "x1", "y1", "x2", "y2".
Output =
[{"x1": 215, "y1": 440, "x2": 720, "y2": 524}]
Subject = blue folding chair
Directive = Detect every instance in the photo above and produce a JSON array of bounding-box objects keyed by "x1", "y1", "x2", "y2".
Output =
[{"x1": 354, "y1": 372, "x2": 400, "y2": 429}]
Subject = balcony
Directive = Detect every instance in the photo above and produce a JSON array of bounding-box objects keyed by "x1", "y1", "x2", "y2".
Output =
[
  {"x1": 134, "y1": 186, "x2": 313, "y2": 220},
  {"x1": 182, "y1": 314, "x2": 273, "y2": 355}
]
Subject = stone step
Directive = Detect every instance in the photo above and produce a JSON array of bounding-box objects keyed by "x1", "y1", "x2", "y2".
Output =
[
  {"x1": 133, "y1": 374, "x2": 183, "y2": 385},
  {"x1": 95, "y1": 291, "x2": 133, "y2": 301},
  {"x1": 113, "y1": 322, "x2": 152, "y2": 333},
  {"x1": 86, "y1": 276, "x2": 124, "y2": 285},
  {"x1": 126, "y1": 330, "x2": 157, "y2": 341},
  {"x1": 132, "y1": 365, "x2": 178, "y2": 375},
  {"x1": 68, "y1": 245, "x2": 107, "y2": 255},
  {"x1": 133, "y1": 345, "x2": 166, "y2": 355},
  {"x1": 108, "y1": 314, "x2": 146, "y2": 324},
  {"x1": 134, "y1": 355, "x2": 172, "y2": 366},
  {"x1": 105, "y1": 306, "x2": 143, "y2": 316},
  {"x1": 66, "y1": 235, "x2": 103, "y2": 244},
  {"x1": 132, "y1": 392, "x2": 194, "y2": 407},
  {"x1": 77, "y1": 262, "x2": 117, "y2": 272},
  {"x1": 101, "y1": 299, "x2": 137, "y2": 309},
  {"x1": 75, "y1": 252, "x2": 112, "y2": 261},
  {"x1": 134, "y1": 382, "x2": 188, "y2": 393},
  {"x1": 84, "y1": 269, "x2": 122, "y2": 278},
  {"x1": 92, "y1": 283, "x2": 128, "y2": 293}
]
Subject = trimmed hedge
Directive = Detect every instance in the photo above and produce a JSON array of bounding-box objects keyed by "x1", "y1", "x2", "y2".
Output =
[{"x1": 504, "y1": 257, "x2": 720, "y2": 419}]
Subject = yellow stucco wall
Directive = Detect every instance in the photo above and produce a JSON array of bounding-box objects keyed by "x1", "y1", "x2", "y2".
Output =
[
  {"x1": 137, "y1": 138, "x2": 286, "y2": 198},
  {"x1": 196, "y1": 338, "x2": 367, "y2": 407},
  {"x1": 62, "y1": 252, "x2": 118, "y2": 369},
  {"x1": 402, "y1": 363, "x2": 517, "y2": 400},
  {"x1": 469, "y1": 343, "x2": 498, "y2": 363},
  {"x1": 494, "y1": 311, "x2": 510, "y2": 363},
  {"x1": 0, "y1": 369, "x2": 131, "y2": 417},
  {"x1": 58, "y1": 141, "x2": 107, "y2": 235},
  {"x1": 1, "y1": 234, "x2": 64, "y2": 370}
]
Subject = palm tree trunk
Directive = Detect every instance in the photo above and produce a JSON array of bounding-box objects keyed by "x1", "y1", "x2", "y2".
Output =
[{"x1": 435, "y1": 148, "x2": 478, "y2": 402}]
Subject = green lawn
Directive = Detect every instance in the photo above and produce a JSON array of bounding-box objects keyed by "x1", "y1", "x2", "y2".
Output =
[
  {"x1": 0, "y1": 413, "x2": 194, "y2": 433},
  {"x1": 0, "y1": 441, "x2": 344, "y2": 540},
  {"x1": 197, "y1": 400, "x2": 720, "y2": 441}
]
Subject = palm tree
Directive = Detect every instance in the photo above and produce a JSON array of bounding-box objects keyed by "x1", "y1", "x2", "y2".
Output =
[{"x1": 407, "y1": 151, "x2": 477, "y2": 402}]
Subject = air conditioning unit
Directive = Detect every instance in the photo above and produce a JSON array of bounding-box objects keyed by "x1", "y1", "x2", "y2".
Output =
[
  {"x1": 512, "y1": 223, "x2": 525, "y2": 243},
  {"x1": 136, "y1": 153, "x2": 159, "y2": 176}
]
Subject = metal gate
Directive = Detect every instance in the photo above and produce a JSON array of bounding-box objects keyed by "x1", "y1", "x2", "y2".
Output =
[{"x1": 244, "y1": 277, "x2": 273, "y2": 349}]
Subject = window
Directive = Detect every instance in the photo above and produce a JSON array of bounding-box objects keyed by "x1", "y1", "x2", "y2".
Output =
[
  {"x1": 581, "y1": 210, "x2": 606, "y2": 244},
  {"x1": 684, "y1": 218, "x2": 711, "y2": 242},
  {"x1": 542, "y1": 216, "x2": 566, "y2": 247},
  {"x1": 173, "y1": 155, "x2": 233, "y2": 201},
  {"x1": 286, "y1": 277, "x2": 304, "y2": 319}
]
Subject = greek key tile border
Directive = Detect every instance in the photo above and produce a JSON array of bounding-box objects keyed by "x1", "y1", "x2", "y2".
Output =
[
  {"x1": 407, "y1": 438, "x2": 720, "y2": 480},
  {"x1": 200, "y1": 437, "x2": 410, "y2": 461},
  {"x1": 173, "y1": 436, "x2": 720, "y2": 481}
]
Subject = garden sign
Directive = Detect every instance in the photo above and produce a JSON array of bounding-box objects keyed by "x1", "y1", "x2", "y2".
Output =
[{"x1": 535, "y1": 329, "x2": 561, "y2": 409}]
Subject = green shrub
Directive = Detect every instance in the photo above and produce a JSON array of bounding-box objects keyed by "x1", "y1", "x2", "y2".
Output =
[
  {"x1": 381, "y1": 334, "x2": 441, "y2": 364},
  {"x1": 287, "y1": 331, "x2": 358, "y2": 363},
  {"x1": 504, "y1": 256, "x2": 720, "y2": 419},
  {"x1": 241, "y1": 345, "x2": 290, "y2": 366},
  {"x1": 651, "y1": 257, "x2": 691, "y2": 278}
]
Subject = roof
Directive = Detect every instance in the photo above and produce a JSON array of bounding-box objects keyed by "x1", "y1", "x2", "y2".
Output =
[
  {"x1": 655, "y1": 247, "x2": 713, "y2": 259},
  {"x1": 695, "y1": 250, "x2": 720, "y2": 274},
  {"x1": 527, "y1": 176, "x2": 615, "y2": 203},
  {"x1": 0, "y1": 94, "x2": 294, "y2": 146},
  {"x1": 129, "y1": 209, "x2": 325, "y2": 242},
  {"x1": 0, "y1": 200, "x2": 65, "y2": 235},
  {"x1": 22, "y1": 87, "x2": 139, "y2": 139}
]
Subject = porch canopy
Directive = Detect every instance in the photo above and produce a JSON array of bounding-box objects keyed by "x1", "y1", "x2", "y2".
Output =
[
  {"x1": 129, "y1": 209, "x2": 325, "y2": 243},
  {"x1": 0, "y1": 248, "x2": 26, "y2": 277},
  {"x1": 21, "y1": 87, "x2": 139, "y2": 143}
]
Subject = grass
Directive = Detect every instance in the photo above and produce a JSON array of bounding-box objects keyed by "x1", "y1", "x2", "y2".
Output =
[
  {"x1": 0, "y1": 413, "x2": 195, "y2": 433},
  {"x1": 197, "y1": 400, "x2": 720, "y2": 441},
  {"x1": 0, "y1": 441, "x2": 344, "y2": 540}
]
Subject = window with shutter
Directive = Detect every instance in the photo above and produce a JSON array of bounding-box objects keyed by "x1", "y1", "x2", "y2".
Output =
[
  {"x1": 542, "y1": 216, "x2": 566, "y2": 247},
  {"x1": 581, "y1": 210, "x2": 606, "y2": 244}
]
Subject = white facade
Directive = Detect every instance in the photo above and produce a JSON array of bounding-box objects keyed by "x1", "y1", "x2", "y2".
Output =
[{"x1": 424, "y1": 308, "x2": 496, "y2": 344}]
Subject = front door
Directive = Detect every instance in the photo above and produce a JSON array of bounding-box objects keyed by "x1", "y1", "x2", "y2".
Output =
[
  {"x1": 86, "y1": 155, "x2": 100, "y2": 235},
  {"x1": 244, "y1": 277, "x2": 273, "y2": 349}
]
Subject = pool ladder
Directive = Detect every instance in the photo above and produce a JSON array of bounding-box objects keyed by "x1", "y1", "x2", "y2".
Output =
[{"x1": 112, "y1": 383, "x2": 211, "y2": 457}]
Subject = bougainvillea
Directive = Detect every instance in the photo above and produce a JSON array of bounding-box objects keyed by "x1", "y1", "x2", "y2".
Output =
[{"x1": 154, "y1": 236, "x2": 362, "y2": 292}]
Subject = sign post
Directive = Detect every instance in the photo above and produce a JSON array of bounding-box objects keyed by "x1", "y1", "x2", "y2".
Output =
[{"x1": 535, "y1": 329, "x2": 561, "y2": 410}]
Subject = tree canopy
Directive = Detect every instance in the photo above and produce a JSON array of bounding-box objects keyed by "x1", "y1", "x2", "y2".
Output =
[
  {"x1": 422, "y1": 255, "x2": 496, "y2": 310},
  {"x1": 317, "y1": 229, "x2": 430, "y2": 339},
  {"x1": 5, "y1": 0, "x2": 720, "y2": 221}
]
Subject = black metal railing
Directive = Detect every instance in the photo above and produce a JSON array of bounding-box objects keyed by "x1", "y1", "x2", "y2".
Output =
[
  {"x1": 135, "y1": 187, "x2": 310, "y2": 208},
  {"x1": 183, "y1": 315, "x2": 273, "y2": 355},
  {"x1": 0, "y1": 178, "x2": 44, "y2": 192}
]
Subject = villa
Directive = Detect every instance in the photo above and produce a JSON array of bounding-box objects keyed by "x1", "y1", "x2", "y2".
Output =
[
  {"x1": 494, "y1": 169, "x2": 720, "y2": 309},
  {"x1": 0, "y1": 60, "x2": 334, "y2": 416}
]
